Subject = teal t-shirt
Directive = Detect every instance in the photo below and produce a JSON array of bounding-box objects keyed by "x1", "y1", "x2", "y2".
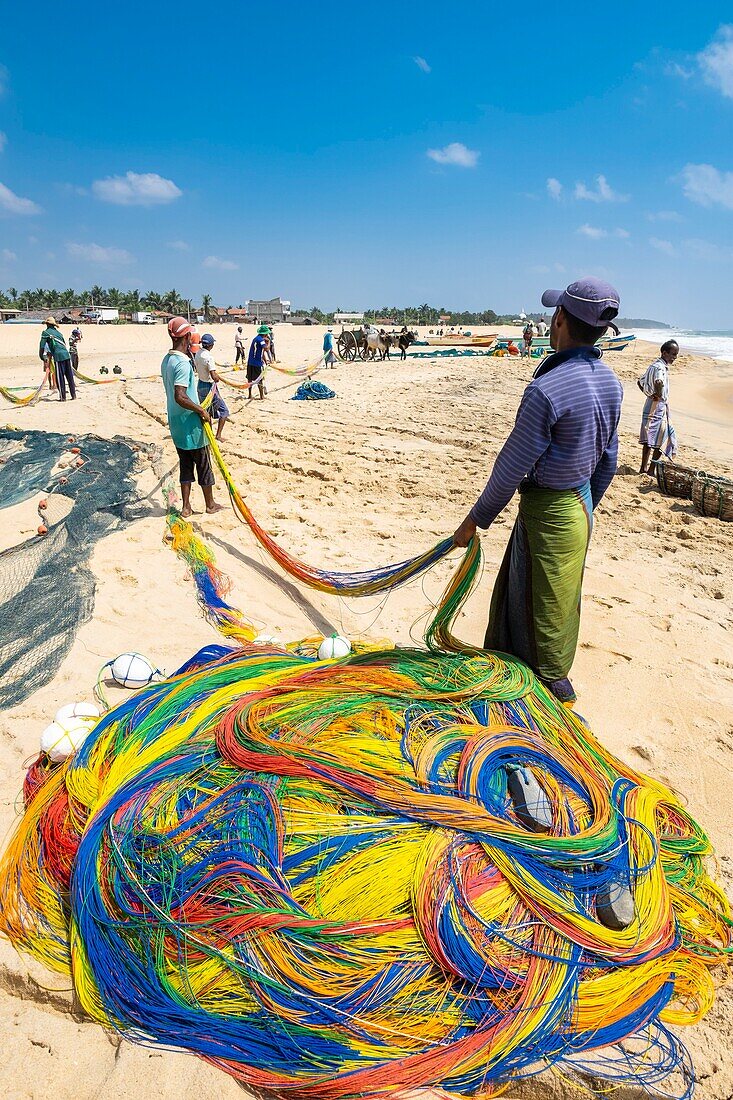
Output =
[
  {"x1": 161, "y1": 351, "x2": 205, "y2": 450},
  {"x1": 39, "y1": 326, "x2": 71, "y2": 363}
]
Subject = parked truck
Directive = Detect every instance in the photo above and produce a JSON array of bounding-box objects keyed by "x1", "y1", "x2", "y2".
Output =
[
  {"x1": 82, "y1": 306, "x2": 119, "y2": 324},
  {"x1": 131, "y1": 311, "x2": 156, "y2": 324}
]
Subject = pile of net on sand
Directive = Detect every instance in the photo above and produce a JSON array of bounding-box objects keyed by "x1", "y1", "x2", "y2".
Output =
[
  {"x1": 1, "y1": 638, "x2": 729, "y2": 1097},
  {"x1": 0, "y1": 429, "x2": 152, "y2": 708}
]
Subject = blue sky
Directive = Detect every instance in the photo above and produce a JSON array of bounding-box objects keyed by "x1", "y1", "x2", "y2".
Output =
[{"x1": 1, "y1": 1, "x2": 733, "y2": 326}]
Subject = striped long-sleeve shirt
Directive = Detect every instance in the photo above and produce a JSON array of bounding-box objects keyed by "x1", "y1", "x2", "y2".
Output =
[{"x1": 471, "y1": 346, "x2": 623, "y2": 528}]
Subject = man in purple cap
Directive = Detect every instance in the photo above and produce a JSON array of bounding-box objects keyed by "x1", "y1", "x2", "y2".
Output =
[{"x1": 454, "y1": 277, "x2": 624, "y2": 705}]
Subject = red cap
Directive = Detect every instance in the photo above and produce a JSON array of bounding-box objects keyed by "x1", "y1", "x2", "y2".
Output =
[{"x1": 168, "y1": 316, "x2": 194, "y2": 339}]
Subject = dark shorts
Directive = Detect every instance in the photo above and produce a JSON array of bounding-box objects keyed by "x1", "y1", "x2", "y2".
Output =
[
  {"x1": 247, "y1": 360, "x2": 264, "y2": 384},
  {"x1": 197, "y1": 380, "x2": 230, "y2": 419},
  {"x1": 176, "y1": 445, "x2": 215, "y2": 487}
]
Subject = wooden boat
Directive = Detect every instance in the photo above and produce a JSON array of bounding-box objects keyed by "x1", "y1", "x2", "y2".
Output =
[
  {"x1": 598, "y1": 334, "x2": 636, "y2": 352},
  {"x1": 425, "y1": 333, "x2": 498, "y2": 348}
]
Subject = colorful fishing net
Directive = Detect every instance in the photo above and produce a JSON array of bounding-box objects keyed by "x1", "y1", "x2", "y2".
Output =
[
  {"x1": 0, "y1": 441, "x2": 730, "y2": 1097},
  {"x1": 0, "y1": 634, "x2": 730, "y2": 1099},
  {"x1": 0, "y1": 367, "x2": 50, "y2": 406}
]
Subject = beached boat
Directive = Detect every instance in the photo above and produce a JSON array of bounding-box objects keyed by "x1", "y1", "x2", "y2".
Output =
[
  {"x1": 425, "y1": 333, "x2": 498, "y2": 348},
  {"x1": 598, "y1": 334, "x2": 636, "y2": 352}
]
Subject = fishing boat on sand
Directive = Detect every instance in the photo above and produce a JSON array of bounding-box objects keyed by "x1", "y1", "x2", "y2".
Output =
[{"x1": 425, "y1": 333, "x2": 498, "y2": 348}]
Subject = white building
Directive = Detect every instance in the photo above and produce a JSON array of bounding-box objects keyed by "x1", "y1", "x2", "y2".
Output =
[{"x1": 334, "y1": 312, "x2": 365, "y2": 324}]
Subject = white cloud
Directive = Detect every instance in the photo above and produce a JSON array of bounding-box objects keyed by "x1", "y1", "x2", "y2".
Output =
[
  {"x1": 684, "y1": 237, "x2": 730, "y2": 261},
  {"x1": 168, "y1": 239, "x2": 190, "y2": 251},
  {"x1": 202, "y1": 255, "x2": 239, "y2": 271},
  {"x1": 66, "y1": 242, "x2": 134, "y2": 266},
  {"x1": 413, "y1": 56, "x2": 431, "y2": 73},
  {"x1": 665, "y1": 61, "x2": 694, "y2": 80},
  {"x1": 647, "y1": 210, "x2": 683, "y2": 222},
  {"x1": 0, "y1": 132, "x2": 6, "y2": 153},
  {"x1": 1, "y1": 248, "x2": 16, "y2": 261},
  {"x1": 577, "y1": 224, "x2": 608, "y2": 239},
  {"x1": 574, "y1": 174, "x2": 629, "y2": 203},
  {"x1": 0, "y1": 181, "x2": 42, "y2": 216},
  {"x1": 614, "y1": 228, "x2": 630, "y2": 238},
  {"x1": 698, "y1": 25, "x2": 733, "y2": 98},
  {"x1": 679, "y1": 163, "x2": 733, "y2": 209},
  {"x1": 426, "y1": 142, "x2": 479, "y2": 168},
  {"x1": 92, "y1": 171, "x2": 182, "y2": 206},
  {"x1": 649, "y1": 237, "x2": 676, "y2": 256},
  {"x1": 546, "y1": 177, "x2": 562, "y2": 200}
]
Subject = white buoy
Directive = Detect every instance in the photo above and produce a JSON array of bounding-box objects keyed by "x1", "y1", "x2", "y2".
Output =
[
  {"x1": 317, "y1": 635, "x2": 352, "y2": 661},
  {"x1": 253, "y1": 633, "x2": 281, "y2": 646},
  {"x1": 110, "y1": 652, "x2": 157, "y2": 689},
  {"x1": 55, "y1": 701, "x2": 100, "y2": 724},
  {"x1": 40, "y1": 716, "x2": 96, "y2": 763}
]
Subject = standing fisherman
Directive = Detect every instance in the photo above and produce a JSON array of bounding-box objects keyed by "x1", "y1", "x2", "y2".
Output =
[
  {"x1": 247, "y1": 326, "x2": 270, "y2": 400},
  {"x1": 39, "y1": 317, "x2": 76, "y2": 401},
  {"x1": 638, "y1": 340, "x2": 679, "y2": 474},
  {"x1": 69, "y1": 327, "x2": 82, "y2": 374},
  {"x1": 161, "y1": 316, "x2": 223, "y2": 517},
  {"x1": 453, "y1": 278, "x2": 623, "y2": 705}
]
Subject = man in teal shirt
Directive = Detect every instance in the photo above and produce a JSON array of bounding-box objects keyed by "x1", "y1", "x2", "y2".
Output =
[
  {"x1": 39, "y1": 316, "x2": 76, "y2": 401},
  {"x1": 161, "y1": 316, "x2": 223, "y2": 517}
]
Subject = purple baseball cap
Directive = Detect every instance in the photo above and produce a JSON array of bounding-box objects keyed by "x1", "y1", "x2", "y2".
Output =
[{"x1": 541, "y1": 277, "x2": 620, "y2": 334}]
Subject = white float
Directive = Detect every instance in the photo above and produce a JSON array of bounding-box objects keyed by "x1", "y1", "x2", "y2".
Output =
[
  {"x1": 55, "y1": 701, "x2": 100, "y2": 724},
  {"x1": 40, "y1": 716, "x2": 96, "y2": 763},
  {"x1": 317, "y1": 635, "x2": 352, "y2": 661},
  {"x1": 110, "y1": 652, "x2": 157, "y2": 689},
  {"x1": 253, "y1": 633, "x2": 282, "y2": 647}
]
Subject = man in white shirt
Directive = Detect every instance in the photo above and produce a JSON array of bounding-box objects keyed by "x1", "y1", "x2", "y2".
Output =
[
  {"x1": 234, "y1": 326, "x2": 245, "y2": 366},
  {"x1": 638, "y1": 339, "x2": 679, "y2": 473},
  {"x1": 195, "y1": 333, "x2": 230, "y2": 442}
]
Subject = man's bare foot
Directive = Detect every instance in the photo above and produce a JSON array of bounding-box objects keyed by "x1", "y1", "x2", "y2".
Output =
[
  {"x1": 206, "y1": 503, "x2": 225, "y2": 514},
  {"x1": 181, "y1": 507, "x2": 193, "y2": 518}
]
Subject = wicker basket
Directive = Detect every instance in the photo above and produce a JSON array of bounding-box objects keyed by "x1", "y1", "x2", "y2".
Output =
[
  {"x1": 692, "y1": 474, "x2": 733, "y2": 521},
  {"x1": 656, "y1": 461, "x2": 703, "y2": 500}
]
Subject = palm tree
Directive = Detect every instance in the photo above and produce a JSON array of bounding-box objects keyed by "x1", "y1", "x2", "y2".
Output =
[
  {"x1": 201, "y1": 293, "x2": 214, "y2": 321},
  {"x1": 60, "y1": 288, "x2": 76, "y2": 307},
  {"x1": 105, "y1": 287, "x2": 121, "y2": 307},
  {"x1": 163, "y1": 288, "x2": 180, "y2": 315},
  {"x1": 142, "y1": 290, "x2": 163, "y2": 312},
  {"x1": 90, "y1": 284, "x2": 104, "y2": 306},
  {"x1": 7, "y1": 287, "x2": 17, "y2": 303},
  {"x1": 121, "y1": 289, "x2": 141, "y2": 315}
]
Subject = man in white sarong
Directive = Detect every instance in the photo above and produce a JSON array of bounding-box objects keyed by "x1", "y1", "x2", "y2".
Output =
[{"x1": 638, "y1": 340, "x2": 679, "y2": 474}]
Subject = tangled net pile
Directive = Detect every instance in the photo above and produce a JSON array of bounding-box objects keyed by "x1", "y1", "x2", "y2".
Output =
[{"x1": 1, "y1": 636, "x2": 730, "y2": 1098}]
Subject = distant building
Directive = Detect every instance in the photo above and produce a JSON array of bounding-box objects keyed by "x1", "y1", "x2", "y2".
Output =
[
  {"x1": 215, "y1": 307, "x2": 250, "y2": 323},
  {"x1": 246, "y1": 297, "x2": 291, "y2": 324},
  {"x1": 334, "y1": 312, "x2": 364, "y2": 324}
]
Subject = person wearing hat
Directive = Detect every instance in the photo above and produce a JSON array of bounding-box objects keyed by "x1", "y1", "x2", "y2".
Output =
[
  {"x1": 235, "y1": 325, "x2": 245, "y2": 366},
  {"x1": 247, "y1": 326, "x2": 271, "y2": 400},
  {"x1": 194, "y1": 333, "x2": 230, "y2": 442},
  {"x1": 39, "y1": 317, "x2": 75, "y2": 401},
  {"x1": 453, "y1": 277, "x2": 624, "y2": 705},
  {"x1": 161, "y1": 316, "x2": 223, "y2": 516},
  {"x1": 69, "y1": 326, "x2": 82, "y2": 375},
  {"x1": 323, "y1": 326, "x2": 337, "y2": 368}
]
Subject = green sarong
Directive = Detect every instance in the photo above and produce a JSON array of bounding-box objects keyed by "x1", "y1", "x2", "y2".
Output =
[{"x1": 485, "y1": 481, "x2": 593, "y2": 684}]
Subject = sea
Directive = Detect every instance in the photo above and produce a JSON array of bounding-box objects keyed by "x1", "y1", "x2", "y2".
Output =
[{"x1": 631, "y1": 328, "x2": 733, "y2": 364}]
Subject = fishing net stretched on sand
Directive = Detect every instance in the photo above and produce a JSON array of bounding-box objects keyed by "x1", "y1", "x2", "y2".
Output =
[{"x1": 0, "y1": 429, "x2": 152, "y2": 708}]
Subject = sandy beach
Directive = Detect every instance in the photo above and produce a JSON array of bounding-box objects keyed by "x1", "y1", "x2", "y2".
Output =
[{"x1": 1, "y1": 323, "x2": 732, "y2": 1100}]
